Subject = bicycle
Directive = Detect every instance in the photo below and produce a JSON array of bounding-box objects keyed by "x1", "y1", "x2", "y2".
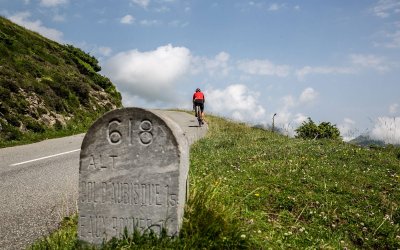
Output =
[{"x1": 195, "y1": 105, "x2": 203, "y2": 127}]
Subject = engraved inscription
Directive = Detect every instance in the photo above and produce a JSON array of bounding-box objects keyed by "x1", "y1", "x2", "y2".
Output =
[
  {"x1": 165, "y1": 185, "x2": 178, "y2": 207},
  {"x1": 112, "y1": 216, "x2": 164, "y2": 236},
  {"x1": 107, "y1": 119, "x2": 122, "y2": 145},
  {"x1": 81, "y1": 181, "x2": 98, "y2": 203},
  {"x1": 139, "y1": 132, "x2": 152, "y2": 145},
  {"x1": 80, "y1": 215, "x2": 165, "y2": 238},
  {"x1": 87, "y1": 154, "x2": 118, "y2": 170},
  {"x1": 80, "y1": 181, "x2": 174, "y2": 206},
  {"x1": 105, "y1": 118, "x2": 165, "y2": 146},
  {"x1": 139, "y1": 120, "x2": 153, "y2": 145},
  {"x1": 140, "y1": 120, "x2": 152, "y2": 131},
  {"x1": 79, "y1": 108, "x2": 187, "y2": 244},
  {"x1": 79, "y1": 215, "x2": 107, "y2": 238}
]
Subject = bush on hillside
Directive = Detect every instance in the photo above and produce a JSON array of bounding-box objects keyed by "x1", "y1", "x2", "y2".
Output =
[
  {"x1": 65, "y1": 44, "x2": 101, "y2": 72},
  {"x1": 295, "y1": 117, "x2": 341, "y2": 140}
]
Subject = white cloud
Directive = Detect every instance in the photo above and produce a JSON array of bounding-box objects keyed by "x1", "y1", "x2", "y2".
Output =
[
  {"x1": 237, "y1": 59, "x2": 290, "y2": 77},
  {"x1": 98, "y1": 46, "x2": 112, "y2": 57},
  {"x1": 8, "y1": 12, "x2": 63, "y2": 42},
  {"x1": 132, "y1": 0, "x2": 150, "y2": 8},
  {"x1": 296, "y1": 66, "x2": 354, "y2": 80},
  {"x1": 370, "y1": 117, "x2": 400, "y2": 144},
  {"x1": 296, "y1": 54, "x2": 395, "y2": 80},
  {"x1": 293, "y1": 113, "x2": 308, "y2": 124},
  {"x1": 372, "y1": 0, "x2": 400, "y2": 18},
  {"x1": 350, "y1": 54, "x2": 392, "y2": 72},
  {"x1": 287, "y1": 113, "x2": 308, "y2": 136},
  {"x1": 282, "y1": 95, "x2": 296, "y2": 109},
  {"x1": 140, "y1": 19, "x2": 161, "y2": 26},
  {"x1": 268, "y1": 3, "x2": 285, "y2": 11},
  {"x1": 40, "y1": 0, "x2": 68, "y2": 7},
  {"x1": 216, "y1": 51, "x2": 230, "y2": 62},
  {"x1": 280, "y1": 87, "x2": 318, "y2": 111},
  {"x1": 52, "y1": 14, "x2": 65, "y2": 22},
  {"x1": 103, "y1": 44, "x2": 191, "y2": 103},
  {"x1": 299, "y1": 87, "x2": 318, "y2": 104},
  {"x1": 338, "y1": 118, "x2": 357, "y2": 141},
  {"x1": 206, "y1": 84, "x2": 265, "y2": 122},
  {"x1": 273, "y1": 88, "x2": 319, "y2": 136},
  {"x1": 384, "y1": 30, "x2": 400, "y2": 48},
  {"x1": 272, "y1": 111, "x2": 307, "y2": 137},
  {"x1": 191, "y1": 52, "x2": 231, "y2": 76},
  {"x1": 169, "y1": 20, "x2": 189, "y2": 28},
  {"x1": 389, "y1": 103, "x2": 399, "y2": 114},
  {"x1": 155, "y1": 6, "x2": 170, "y2": 13},
  {"x1": 120, "y1": 15, "x2": 135, "y2": 24}
]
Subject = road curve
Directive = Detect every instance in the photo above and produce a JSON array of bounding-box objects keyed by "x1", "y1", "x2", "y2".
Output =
[{"x1": 0, "y1": 110, "x2": 207, "y2": 250}]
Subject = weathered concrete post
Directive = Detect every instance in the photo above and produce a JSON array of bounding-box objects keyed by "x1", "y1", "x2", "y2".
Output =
[{"x1": 78, "y1": 107, "x2": 189, "y2": 244}]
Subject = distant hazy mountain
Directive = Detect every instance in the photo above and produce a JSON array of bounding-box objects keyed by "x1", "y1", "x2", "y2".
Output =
[{"x1": 349, "y1": 135, "x2": 387, "y2": 147}]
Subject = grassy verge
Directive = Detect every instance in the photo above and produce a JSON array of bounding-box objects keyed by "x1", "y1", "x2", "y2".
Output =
[
  {"x1": 31, "y1": 115, "x2": 400, "y2": 249},
  {"x1": 0, "y1": 114, "x2": 96, "y2": 148}
]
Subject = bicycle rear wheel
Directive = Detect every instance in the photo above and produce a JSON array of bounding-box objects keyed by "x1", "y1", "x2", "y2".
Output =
[{"x1": 196, "y1": 106, "x2": 202, "y2": 127}]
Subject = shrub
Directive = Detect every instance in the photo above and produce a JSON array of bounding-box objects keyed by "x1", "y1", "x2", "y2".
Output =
[
  {"x1": 15, "y1": 58, "x2": 41, "y2": 77},
  {"x1": 26, "y1": 118, "x2": 45, "y2": 133},
  {"x1": 6, "y1": 115, "x2": 21, "y2": 127},
  {"x1": 65, "y1": 44, "x2": 101, "y2": 72},
  {"x1": 0, "y1": 102, "x2": 9, "y2": 115},
  {"x1": 46, "y1": 78, "x2": 71, "y2": 98},
  {"x1": 1, "y1": 78, "x2": 19, "y2": 92},
  {"x1": 0, "y1": 30, "x2": 14, "y2": 46},
  {"x1": 54, "y1": 119, "x2": 63, "y2": 130},
  {"x1": 37, "y1": 107, "x2": 48, "y2": 116},
  {"x1": 68, "y1": 81, "x2": 90, "y2": 105},
  {"x1": 90, "y1": 73, "x2": 113, "y2": 90},
  {"x1": 0, "y1": 86, "x2": 11, "y2": 99},
  {"x1": 14, "y1": 97, "x2": 29, "y2": 114},
  {"x1": 295, "y1": 117, "x2": 341, "y2": 140},
  {"x1": 5, "y1": 127, "x2": 23, "y2": 140}
]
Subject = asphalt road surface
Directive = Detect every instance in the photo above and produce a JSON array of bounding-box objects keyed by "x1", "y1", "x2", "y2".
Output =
[{"x1": 0, "y1": 110, "x2": 207, "y2": 250}]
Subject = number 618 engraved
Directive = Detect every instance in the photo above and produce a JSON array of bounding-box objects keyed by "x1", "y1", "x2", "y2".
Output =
[{"x1": 107, "y1": 119, "x2": 155, "y2": 146}]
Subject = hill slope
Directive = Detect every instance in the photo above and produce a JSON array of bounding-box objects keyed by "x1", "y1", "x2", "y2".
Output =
[
  {"x1": 189, "y1": 117, "x2": 400, "y2": 249},
  {"x1": 32, "y1": 114, "x2": 400, "y2": 249},
  {"x1": 0, "y1": 16, "x2": 122, "y2": 144}
]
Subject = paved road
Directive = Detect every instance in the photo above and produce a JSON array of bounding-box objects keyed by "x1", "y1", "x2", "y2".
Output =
[{"x1": 0, "y1": 110, "x2": 207, "y2": 250}]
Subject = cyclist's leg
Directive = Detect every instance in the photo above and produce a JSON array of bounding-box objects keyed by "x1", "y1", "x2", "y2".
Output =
[
  {"x1": 193, "y1": 103, "x2": 197, "y2": 117},
  {"x1": 195, "y1": 103, "x2": 200, "y2": 118}
]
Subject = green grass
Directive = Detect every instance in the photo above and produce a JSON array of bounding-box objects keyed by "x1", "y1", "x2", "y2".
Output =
[{"x1": 31, "y1": 115, "x2": 400, "y2": 249}]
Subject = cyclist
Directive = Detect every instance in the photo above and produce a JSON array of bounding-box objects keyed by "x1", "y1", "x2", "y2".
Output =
[{"x1": 193, "y1": 88, "x2": 205, "y2": 123}]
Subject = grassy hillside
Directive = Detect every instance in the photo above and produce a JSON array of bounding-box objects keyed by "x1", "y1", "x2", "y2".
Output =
[
  {"x1": 32, "y1": 114, "x2": 400, "y2": 249},
  {"x1": 0, "y1": 16, "x2": 122, "y2": 147}
]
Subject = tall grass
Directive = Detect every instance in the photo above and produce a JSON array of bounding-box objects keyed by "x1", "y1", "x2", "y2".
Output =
[{"x1": 31, "y1": 115, "x2": 400, "y2": 249}]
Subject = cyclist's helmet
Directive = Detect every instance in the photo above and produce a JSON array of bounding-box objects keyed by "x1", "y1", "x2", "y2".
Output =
[{"x1": 196, "y1": 88, "x2": 201, "y2": 92}]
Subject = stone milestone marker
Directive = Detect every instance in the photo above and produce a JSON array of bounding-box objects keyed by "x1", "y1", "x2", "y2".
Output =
[{"x1": 78, "y1": 107, "x2": 189, "y2": 244}]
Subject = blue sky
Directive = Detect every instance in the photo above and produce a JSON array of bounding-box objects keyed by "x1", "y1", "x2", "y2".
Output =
[{"x1": 1, "y1": 0, "x2": 400, "y2": 143}]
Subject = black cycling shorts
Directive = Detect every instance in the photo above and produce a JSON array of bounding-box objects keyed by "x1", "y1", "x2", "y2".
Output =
[{"x1": 194, "y1": 100, "x2": 204, "y2": 112}]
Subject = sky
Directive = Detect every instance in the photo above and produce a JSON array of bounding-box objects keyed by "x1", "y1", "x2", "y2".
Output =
[{"x1": 1, "y1": 0, "x2": 400, "y2": 143}]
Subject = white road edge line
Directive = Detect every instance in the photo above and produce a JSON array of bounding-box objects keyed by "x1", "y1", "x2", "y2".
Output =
[{"x1": 10, "y1": 149, "x2": 81, "y2": 166}]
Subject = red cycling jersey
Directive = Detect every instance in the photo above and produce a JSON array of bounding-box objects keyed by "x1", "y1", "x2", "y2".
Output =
[{"x1": 193, "y1": 92, "x2": 205, "y2": 101}]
